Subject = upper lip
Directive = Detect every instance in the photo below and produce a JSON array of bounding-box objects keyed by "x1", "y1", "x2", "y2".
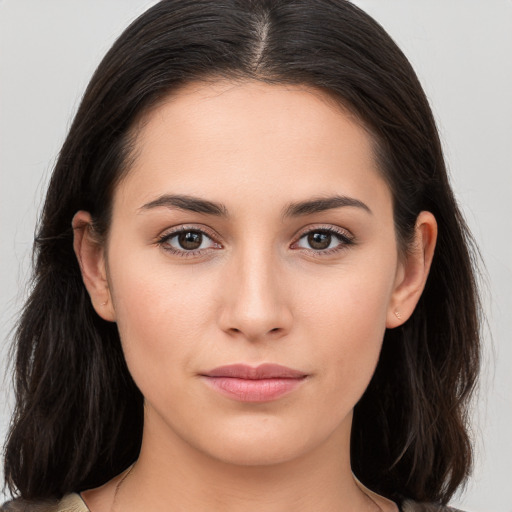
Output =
[{"x1": 202, "y1": 363, "x2": 307, "y2": 379}]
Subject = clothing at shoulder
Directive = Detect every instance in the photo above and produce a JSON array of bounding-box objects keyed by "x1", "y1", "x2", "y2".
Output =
[
  {"x1": 1, "y1": 494, "x2": 88, "y2": 512},
  {"x1": 402, "y1": 499, "x2": 466, "y2": 512},
  {"x1": 1, "y1": 494, "x2": 467, "y2": 512}
]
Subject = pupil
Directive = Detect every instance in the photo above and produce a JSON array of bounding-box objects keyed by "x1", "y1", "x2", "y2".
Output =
[
  {"x1": 178, "y1": 231, "x2": 202, "y2": 250},
  {"x1": 308, "y1": 231, "x2": 331, "y2": 250}
]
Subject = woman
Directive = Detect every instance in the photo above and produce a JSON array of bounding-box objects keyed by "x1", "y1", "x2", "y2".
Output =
[{"x1": 2, "y1": 1, "x2": 481, "y2": 511}]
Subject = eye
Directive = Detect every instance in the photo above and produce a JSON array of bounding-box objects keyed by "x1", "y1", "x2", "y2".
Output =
[
  {"x1": 293, "y1": 227, "x2": 354, "y2": 254},
  {"x1": 157, "y1": 226, "x2": 221, "y2": 257}
]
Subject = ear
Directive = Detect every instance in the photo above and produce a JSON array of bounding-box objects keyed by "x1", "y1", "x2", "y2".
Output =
[
  {"x1": 386, "y1": 211, "x2": 437, "y2": 328},
  {"x1": 72, "y1": 211, "x2": 116, "y2": 322}
]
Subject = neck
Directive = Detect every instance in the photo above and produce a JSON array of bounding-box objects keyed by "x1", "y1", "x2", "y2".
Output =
[{"x1": 110, "y1": 406, "x2": 383, "y2": 512}]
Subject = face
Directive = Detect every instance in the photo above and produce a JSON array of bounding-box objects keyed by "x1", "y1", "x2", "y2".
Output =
[{"x1": 89, "y1": 80, "x2": 408, "y2": 467}]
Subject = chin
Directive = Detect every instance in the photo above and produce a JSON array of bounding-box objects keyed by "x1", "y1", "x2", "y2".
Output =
[
  {"x1": 207, "y1": 441, "x2": 306, "y2": 467},
  {"x1": 193, "y1": 419, "x2": 321, "y2": 467}
]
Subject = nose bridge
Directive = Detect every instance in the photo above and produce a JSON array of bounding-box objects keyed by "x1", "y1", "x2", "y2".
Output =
[{"x1": 219, "y1": 240, "x2": 292, "y2": 340}]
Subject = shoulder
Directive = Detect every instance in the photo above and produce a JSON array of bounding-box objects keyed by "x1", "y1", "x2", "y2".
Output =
[
  {"x1": 1, "y1": 494, "x2": 89, "y2": 512},
  {"x1": 402, "y1": 499, "x2": 466, "y2": 512}
]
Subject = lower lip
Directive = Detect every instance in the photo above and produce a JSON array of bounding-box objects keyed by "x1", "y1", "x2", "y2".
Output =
[{"x1": 201, "y1": 376, "x2": 306, "y2": 402}]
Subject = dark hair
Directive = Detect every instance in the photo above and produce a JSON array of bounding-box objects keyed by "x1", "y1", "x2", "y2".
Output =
[{"x1": 4, "y1": 0, "x2": 481, "y2": 506}]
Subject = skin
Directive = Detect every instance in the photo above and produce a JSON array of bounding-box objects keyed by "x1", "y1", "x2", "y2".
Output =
[{"x1": 73, "y1": 80, "x2": 437, "y2": 512}]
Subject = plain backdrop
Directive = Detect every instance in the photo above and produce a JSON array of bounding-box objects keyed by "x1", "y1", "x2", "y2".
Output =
[{"x1": 0, "y1": 1, "x2": 511, "y2": 510}]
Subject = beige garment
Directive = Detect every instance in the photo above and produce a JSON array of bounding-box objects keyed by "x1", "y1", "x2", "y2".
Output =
[
  {"x1": 1, "y1": 493, "x2": 88, "y2": 512},
  {"x1": 1, "y1": 490, "x2": 465, "y2": 512}
]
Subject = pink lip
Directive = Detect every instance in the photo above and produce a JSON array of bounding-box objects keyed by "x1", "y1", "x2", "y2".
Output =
[
  {"x1": 203, "y1": 363, "x2": 307, "y2": 379},
  {"x1": 200, "y1": 364, "x2": 308, "y2": 402}
]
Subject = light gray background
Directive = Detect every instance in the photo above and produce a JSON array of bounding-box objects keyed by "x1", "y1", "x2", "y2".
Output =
[{"x1": 1, "y1": 1, "x2": 510, "y2": 510}]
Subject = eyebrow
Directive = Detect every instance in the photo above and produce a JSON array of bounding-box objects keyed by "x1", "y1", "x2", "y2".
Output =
[
  {"x1": 139, "y1": 193, "x2": 372, "y2": 218},
  {"x1": 140, "y1": 194, "x2": 229, "y2": 217},
  {"x1": 282, "y1": 195, "x2": 372, "y2": 217}
]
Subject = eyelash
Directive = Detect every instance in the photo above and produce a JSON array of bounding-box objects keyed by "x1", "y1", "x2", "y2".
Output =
[
  {"x1": 292, "y1": 225, "x2": 355, "y2": 257},
  {"x1": 155, "y1": 224, "x2": 355, "y2": 258},
  {"x1": 156, "y1": 225, "x2": 220, "y2": 259}
]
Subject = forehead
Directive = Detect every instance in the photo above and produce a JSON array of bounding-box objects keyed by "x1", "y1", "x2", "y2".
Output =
[
  {"x1": 134, "y1": 79, "x2": 366, "y2": 150},
  {"x1": 115, "y1": 79, "x2": 389, "y2": 213}
]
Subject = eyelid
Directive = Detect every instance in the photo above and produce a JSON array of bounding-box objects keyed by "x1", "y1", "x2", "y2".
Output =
[
  {"x1": 156, "y1": 224, "x2": 223, "y2": 257},
  {"x1": 290, "y1": 224, "x2": 355, "y2": 254},
  {"x1": 293, "y1": 224, "x2": 353, "y2": 241},
  {"x1": 155, "y1": 223, "x2": 355, "y2": 259},
  {"x1": 157, "y1": 224, "x2": 221, "y2": 242}
]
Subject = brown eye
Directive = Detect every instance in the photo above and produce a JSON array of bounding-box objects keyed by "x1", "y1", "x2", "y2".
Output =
[
  {"x1": 294, "y1": 227, "x2": 354, "y2": 254},
  {"x1": 307, "y1": 231, "x2": 332, "y2": 250},
  {"x1": 158, "y1": 228, "x2": 219, "y2": 255},
  {"x1": 178, "y1": 231, "x2": 203, "y2": 250}
]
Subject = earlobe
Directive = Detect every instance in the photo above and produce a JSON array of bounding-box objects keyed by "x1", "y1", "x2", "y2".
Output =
[
  {"x1": 72, "y1": 211, "x2": 116, "y2": 322},
  {"x1": 386, "y1": 211, "x2": 437, "y2": 328}
]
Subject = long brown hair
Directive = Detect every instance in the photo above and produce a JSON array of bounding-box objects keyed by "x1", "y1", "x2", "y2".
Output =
[{"x1": 4, "y1": 0, "x2": 481, "y2": 505}]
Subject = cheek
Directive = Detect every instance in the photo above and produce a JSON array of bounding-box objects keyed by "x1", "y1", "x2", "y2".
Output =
[
  {"x1": 107, "y1": 229, "x2": 397, "y2": 416},
  {"x1": 299, "y1": 266, "x2": 394, "y2": 398},
  {"x1": 107, "y1": 248, "x2": 216, "y2": 385}
]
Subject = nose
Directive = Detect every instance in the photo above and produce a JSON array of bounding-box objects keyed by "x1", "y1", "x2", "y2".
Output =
[{"x1": 217, "y1": 246, "x2": 293, "y2": 342}]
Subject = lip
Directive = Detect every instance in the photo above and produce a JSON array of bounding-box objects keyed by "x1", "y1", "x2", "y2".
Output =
[
  {"x1": 200, "y1": 363, "x2": 309, "y2": 402},
  {"x1": 202, "y1": 363, "x2": 307, "y2": 379}
]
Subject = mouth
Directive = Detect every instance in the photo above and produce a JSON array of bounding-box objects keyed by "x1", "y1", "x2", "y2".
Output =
[{"x1": 199, "y1": 363, "x2": 309, "y2": 403}]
